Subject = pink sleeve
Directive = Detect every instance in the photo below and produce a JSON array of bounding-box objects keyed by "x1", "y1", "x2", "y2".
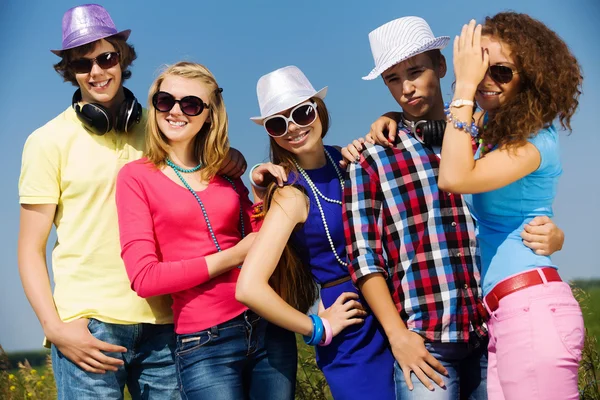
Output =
[
  {"x1": 116, "y1": 165, "x2": 210, "y2": 298},
  {"x1": 234, "y1": 178, "x2": 261, "y2": 233}
]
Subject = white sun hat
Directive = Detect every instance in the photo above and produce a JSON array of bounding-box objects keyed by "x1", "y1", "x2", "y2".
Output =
[
  {"x1": 363, "y1": 16, "x2": 450, "y2": 80},
  {"x1": 250, "y1": 66, "x2": 328, "y2": 125}
]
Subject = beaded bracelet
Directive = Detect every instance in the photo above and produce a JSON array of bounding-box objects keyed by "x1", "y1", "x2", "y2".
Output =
[
  {"x1": 303, "y1": 314, "x2": 325, "y2": 346},
  {"x1": 318, "y1": 317, "x2": 333, "y2": 346},
  {"x1": 444, "y1": 103, "x2": 479, "y2": 138}
]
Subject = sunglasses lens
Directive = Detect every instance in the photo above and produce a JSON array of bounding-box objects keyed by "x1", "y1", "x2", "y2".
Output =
[
  {"x1": 153, "y1": 92, "x2": 175, "y2": 112},
  {"x1": 96, "y1": 52, "x2": 120, "y2": 69},
  {"x1": 70, "y1": 59, "x2": 93, "y2": 74},
  {"x1": 292, "y1": 104, "x2": 317, "y2": 126},
  {"x1": 180, "y1": 97, "x2": 204, "y2": 116},
  {"x1": 70, "y1": 52, "x2": 119, "y2": 74},
  {"x1": 265, "y1": 117, "x2": 287, "y2": 137},
  {"x1": 490, "y1": 65, "x2": 513, "y2": 84}
]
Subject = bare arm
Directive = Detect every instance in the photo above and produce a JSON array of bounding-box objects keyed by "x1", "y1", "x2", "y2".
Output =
[
  {"x1": 18, "y1": 204, "x2": 126, "y2": 373},
  {"x1": 236, "y1": 186, "x2": 364, "y2": 338},
  {"x1": 439, "y1": 139, "x2": 541, "y2": 194}
]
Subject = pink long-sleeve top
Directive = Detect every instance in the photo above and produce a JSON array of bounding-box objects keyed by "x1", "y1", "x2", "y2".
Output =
[{"x1": 116, "y1": 158, "x2": 256, "y2": 334}]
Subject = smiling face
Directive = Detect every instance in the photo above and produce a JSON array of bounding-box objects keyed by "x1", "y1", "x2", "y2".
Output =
[
  {"x1": 382, "y1": 51, "x2": 447, "y2": 121},
  {"x1": 270, "y1": 101, "x2": 323, "y2": 156},
  {"x1": 74, "y1": 39, "x2": 123, "y2": 107},
  {"x1": 155, "y1": 75, "x2": 212, "y2": 148},
  {"x1": 475, "y1": 35, "x2": 522, "y2": 113}
]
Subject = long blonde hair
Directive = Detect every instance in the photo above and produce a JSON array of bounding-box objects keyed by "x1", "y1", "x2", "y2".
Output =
[{"x1": 145, "y1": 61, "x2": 229, "y2": 180}]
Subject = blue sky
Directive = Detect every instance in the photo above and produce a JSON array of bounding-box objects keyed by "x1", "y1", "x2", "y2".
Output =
[{"x1": 1, "y1": 0, "x2": 598, "y2": 351}]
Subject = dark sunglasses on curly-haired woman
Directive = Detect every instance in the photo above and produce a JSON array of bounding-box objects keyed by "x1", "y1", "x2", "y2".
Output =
[{"x1": 488, "y1": 64, "x2": 519, "y2": 84}]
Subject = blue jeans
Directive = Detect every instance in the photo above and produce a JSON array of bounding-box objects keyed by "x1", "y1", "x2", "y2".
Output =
[
  {"x1": 52, "y1": 318, "x2": 178, "y2": 400},
  {"x1": 394, "y1": 333, "x2": 488, "y2": 400},
  {"x1": 175, "y1": 310, "x2": 296, "y2": 400}
]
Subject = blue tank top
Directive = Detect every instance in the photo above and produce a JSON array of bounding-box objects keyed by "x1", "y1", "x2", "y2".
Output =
[
  {"x1": 290, "y1": 146, "x2": 349, "y2": 285},
  {"x1": 467, "y1": 126, "x2": 562, "y2": 294}
]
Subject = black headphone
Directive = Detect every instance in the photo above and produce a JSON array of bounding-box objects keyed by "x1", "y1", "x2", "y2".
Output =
[
  {"x1": 399, "y1": 113, "x2": 446, "y2": 147},
  {"x1": 72, "y1": 87, "x2": 142, "y2": 135}
]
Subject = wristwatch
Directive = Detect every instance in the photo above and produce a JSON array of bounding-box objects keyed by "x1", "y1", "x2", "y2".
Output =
[{"x1": 450, "y1": 99, "x2": 475, "y2": 108}]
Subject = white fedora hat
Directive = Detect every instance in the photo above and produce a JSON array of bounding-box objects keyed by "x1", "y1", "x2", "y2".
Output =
[
  {"x1": 363, "y1": 16, "x2": 450, "y2": 80},
  {"x1": 250, "y1": 66, "x2": 327, "y2": 125}
]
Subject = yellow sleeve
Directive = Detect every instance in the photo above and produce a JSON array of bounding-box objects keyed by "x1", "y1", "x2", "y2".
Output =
[{"x1": 19, "y1": 129, "x2": 61, "y2": 205}]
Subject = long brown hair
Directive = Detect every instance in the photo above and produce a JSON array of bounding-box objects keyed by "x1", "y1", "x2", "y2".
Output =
[
  {"x1": 264, "y1": 97, "x2": 330, "y2": 313},
  {"x1": 480, "y1": 12, "x2": 582, "y2": 148},
  {"x1": 145, "y1": 62, "x2": 229, "y2": 180}
]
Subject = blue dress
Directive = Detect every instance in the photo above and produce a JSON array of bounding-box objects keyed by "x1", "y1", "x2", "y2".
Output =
[{"x1": 290, "y1": 146, "x2": 395, "y2": 400}]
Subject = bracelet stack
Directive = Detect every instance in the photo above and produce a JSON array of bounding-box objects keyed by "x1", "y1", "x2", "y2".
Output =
[
  {"x1": 444, "y1": 102, "x2": 479, "y2": 138},
  {"x1": 303, "y1": 314, "x2": 326, "y2": 346},
  {"x1": 319, "y1": 317, "x2": 333, "y2": 346}
]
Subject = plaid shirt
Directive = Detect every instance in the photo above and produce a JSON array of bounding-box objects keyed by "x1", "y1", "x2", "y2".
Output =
[{"x1": 343, "y1": 127, "x2": 485, "y2": 342}]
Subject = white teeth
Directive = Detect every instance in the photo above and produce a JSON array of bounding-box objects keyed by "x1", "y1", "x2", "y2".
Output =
[
  {"x1": 288, "y1": 131, "x2": 307, "y2": 143},
  {"x1": 91, "y1": 80, "x2": 109, "y2": 88},
  {"x1": 168, "y1": 121, "x2": 186, "y2": 127},
  {"x1": 481, "y1": 90, "x2": 500, "y2": 96}
]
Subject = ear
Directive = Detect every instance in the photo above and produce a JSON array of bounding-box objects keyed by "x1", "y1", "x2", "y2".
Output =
[{"x1": 438, "y1": 55, "x2": 448, "y2": 79}]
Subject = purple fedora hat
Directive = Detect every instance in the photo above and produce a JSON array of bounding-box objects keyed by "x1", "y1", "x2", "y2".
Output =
[{"x1": 51, "y1": 4, "x2": 131, "y2": 56}]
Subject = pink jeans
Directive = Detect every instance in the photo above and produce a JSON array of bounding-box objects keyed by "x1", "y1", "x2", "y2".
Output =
[{"x1": 485, "y1": 272, "x2": 584, "y2": 400}]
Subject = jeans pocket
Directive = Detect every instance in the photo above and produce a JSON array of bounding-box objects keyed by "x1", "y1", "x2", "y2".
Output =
[
  {"x1": 86, "y1": 318, "x2": 96, "y2": 330},
  {"x1": 176, "y1": 331, "x2": 213, "y2": 357},
  {"x1": 550, "y1": 302, "x2": 585, "y2": 360}
]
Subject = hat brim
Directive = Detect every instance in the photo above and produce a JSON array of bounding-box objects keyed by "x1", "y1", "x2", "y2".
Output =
[
  {"x1": 250, "y1": 86, "x2": 328, "y2": 125},
  {"x1": 362, "y1": 36, "x2": 450, "y2": 80},
  {"x1": 51, "y1": 29, "x2": 131, "y2": 56}
]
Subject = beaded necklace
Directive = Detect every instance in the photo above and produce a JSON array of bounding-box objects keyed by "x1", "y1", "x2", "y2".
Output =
[
  {"x1": 477, "y1": 112, "x2": 494, "y2": 156},
  {"x1": 166, "y1": 158, "x2": 245, "y2": 253},
  {"x1": 292, "y1": 148, "x2": 348, "y2": 267}
]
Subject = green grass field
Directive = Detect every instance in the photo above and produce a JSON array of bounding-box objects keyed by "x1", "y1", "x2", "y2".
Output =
[{"x1": 573, "y1": 280, "x2": 600, "y2": 355}]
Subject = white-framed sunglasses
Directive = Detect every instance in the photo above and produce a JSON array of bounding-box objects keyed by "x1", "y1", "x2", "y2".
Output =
[{"x1": 263, "y1": 101, "x2": 318, "y2": 137}]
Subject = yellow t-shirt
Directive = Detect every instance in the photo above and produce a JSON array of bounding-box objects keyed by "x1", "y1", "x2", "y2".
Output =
[{"x1": 19, "y1": 106, "x2": 172, "y2": 325}]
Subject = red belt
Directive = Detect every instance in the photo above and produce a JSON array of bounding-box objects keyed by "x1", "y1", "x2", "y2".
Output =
[{"x1": 484, "y1": 267, "x2": 562, "y2": 314}]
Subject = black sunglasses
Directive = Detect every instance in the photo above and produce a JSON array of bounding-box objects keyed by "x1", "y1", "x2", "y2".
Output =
[
  {"x1": 152, "y1": 91, "x2": 209, "y2": 117},
  {"x1": 488, "y1": 64, "x2": 519, "y2": 84},
  {"x1": 70, "y1": 52, "x2": 120, "y2": 74}
]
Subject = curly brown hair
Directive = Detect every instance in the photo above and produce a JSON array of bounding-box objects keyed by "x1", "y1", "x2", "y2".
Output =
[
  {"x1": 480, "y1": 12, "x2": 582, "y2": 148},
  {"x1": 53, "y1": 36, "x2": 137, "y2": 86}
]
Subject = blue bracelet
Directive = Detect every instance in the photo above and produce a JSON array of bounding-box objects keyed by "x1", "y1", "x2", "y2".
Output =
[
  {"x1": 444, "y1": 103, "x2": 479, "y2": 137},
  {"x1": 303, "y1": 314, "x2": 324, "y2": 346}
]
